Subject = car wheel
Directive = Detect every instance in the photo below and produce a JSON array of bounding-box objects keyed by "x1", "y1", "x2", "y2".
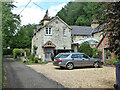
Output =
[
  {"x1": 66, "y1": 63, "x2": 74, "y2": 70},
  {"x1": 94, "y1": 62, "x2": 100, "y2": 68}
]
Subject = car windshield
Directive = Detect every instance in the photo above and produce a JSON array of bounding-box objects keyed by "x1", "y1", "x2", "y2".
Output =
[{"x1": 55, "y1": 54, "x2": 70, "y2": 58}]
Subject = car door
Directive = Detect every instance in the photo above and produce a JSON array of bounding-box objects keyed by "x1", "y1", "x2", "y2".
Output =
[
  {"x1": 80, "y1": 54, "x2": 91, "y2": 66},
  {"x1": 71, "y1": 54, "x2": 82, "y2": 67}
]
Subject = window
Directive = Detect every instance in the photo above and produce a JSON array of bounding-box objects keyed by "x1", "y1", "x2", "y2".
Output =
[
  {"x1": 63, "y1": 29, "x2": 66, "y2": 36},
  {"x1": 80, "y1": 54, "x2": 89, "y2": 59},
  {"x1": 60, "y1": 54, "x2": 70, "y2": 58},
  {"x1": 45, "y1": 27, "x2": 52, "y2": 35},
  {"x1": 71, "y1": 54, "x2": 80, "y2": 58}
]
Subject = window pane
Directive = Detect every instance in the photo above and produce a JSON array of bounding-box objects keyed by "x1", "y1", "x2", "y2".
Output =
[
  {"x1": 63, "y1": 29, "x2": 65, "y2": 35},
  {"x1": 60, "y1": 54, "x2": 70, "y2": 58},
  {"x1": 46, "y1": 28, "x2": 48, "y2": 34},
  {"x1": 80, "y1": 54, "x2": 89, "y2": 58},
  {"x1": 71, "y1": 54, "x2": 80, "y2": 58},
  {"x1": 49, "y1": 28, "x2": 51, "y2": 34}
]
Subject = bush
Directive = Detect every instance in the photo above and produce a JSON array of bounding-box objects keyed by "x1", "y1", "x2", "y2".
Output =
[
  {"x1": 13, "y1": 49, "x2": 24, "y2": 58},
  {"x1": 28, "y1": 54, "x2": 34, "y2": 61},
  {"x1": 78, "y1": 42, "x2": 93, "y2": 57},
  {"x1": 3, "y1": 48, "x2": 13, "y2": 55},
  {"x1": 92, "y1": 48, "x2": 102, "y2": 59},
  {"x1": 24, "y1": 48, "x2": 30, "y2": 56},
  {"x1": 108, "y1": 58, "x2": 119, "y2": 64}
]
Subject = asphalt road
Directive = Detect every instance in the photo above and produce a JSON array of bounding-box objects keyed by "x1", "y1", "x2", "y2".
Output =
[{"x1": 3, "y1": 56, "x2": 64, "y2": 88}]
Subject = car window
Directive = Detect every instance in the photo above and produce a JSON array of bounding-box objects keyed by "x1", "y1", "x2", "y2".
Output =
[
  {"x1": 71, "y1": 54, "x2": 81, "y2": 58},
  {"x1": 55, "y1": 54, "x2": 62, "y2": 58},
  {"x1": 60, "y1": 54, "x2": 70, "y2": 58},
  {"x1": 80, "y1": 54, "x2": 89, "y2": 59}
]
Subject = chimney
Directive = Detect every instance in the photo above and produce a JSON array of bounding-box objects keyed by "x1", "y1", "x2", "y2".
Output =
[
  {"x1": 43, "y1": 16, "x2": 51, "y2": 25},
  {"x1": 42, "y1": 10, "x2": 51, "y2": 25},
  {"x1": 91, "y1": 20, "x2": 99, "y2": 29}
]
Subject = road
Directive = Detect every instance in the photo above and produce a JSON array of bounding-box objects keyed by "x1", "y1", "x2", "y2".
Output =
[{"x1": 3, "y1": 56, "x2": 64, "y2": 88}]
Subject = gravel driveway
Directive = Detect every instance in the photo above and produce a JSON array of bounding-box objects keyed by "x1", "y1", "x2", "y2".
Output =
[{"x1": 27, "y1": 62, "x2": 116, "y2": 88}]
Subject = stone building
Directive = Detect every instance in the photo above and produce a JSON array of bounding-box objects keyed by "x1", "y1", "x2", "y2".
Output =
[
  {"x1": 32, "y1": 16, "x2": 72, "y2": 61},
  {"x1": 32, "y1": 14, "x2": 105, "y2": 61}
]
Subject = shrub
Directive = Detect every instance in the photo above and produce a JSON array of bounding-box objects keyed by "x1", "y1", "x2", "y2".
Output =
[
  {"x1": 3, "y1": 48, "x2": 13, "y2": 55},
  {"x1": 108, "y1": 58, "x2": 119, "y2": 64},
  {"x1": 92, "y1": 48, "x2": 102, "y2": 59},
  {"x1": 24, "y1": 48, "x2": 30, "y2": 56},
  {"x1": 28, "y1": 54, "x2": 34, "y2": 61},
  {"x1": 34, "y1": 57, "x2": 40, "y2": 61},
  {"x1": 106, "y1": 51, "x2": 111, "y2": 57},
  {"x1": 78, "y1": 42, "x2": 93, "y2": 57},
  {"x1": 13, "y1": 49, "x2": 24, "y2": 58}
]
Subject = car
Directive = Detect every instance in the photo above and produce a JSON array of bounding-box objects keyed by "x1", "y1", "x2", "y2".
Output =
[{"x1": 53, "y1": 52, "x2": 103, "y2": 70}]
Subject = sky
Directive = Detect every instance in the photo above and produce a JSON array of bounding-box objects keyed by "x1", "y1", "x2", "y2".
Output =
[{"x1": 12, "y1": 0, "x2": 71, "y2": 25}]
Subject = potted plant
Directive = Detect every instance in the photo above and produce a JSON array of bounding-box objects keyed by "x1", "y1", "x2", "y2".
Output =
[{"x1": 34, "y1": 57, "x2": 39, "y2": 63}]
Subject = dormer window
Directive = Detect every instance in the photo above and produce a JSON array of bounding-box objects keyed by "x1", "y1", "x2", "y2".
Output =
[{"x1": 45, "y1": 27, "x2": 52, "y2": 35}]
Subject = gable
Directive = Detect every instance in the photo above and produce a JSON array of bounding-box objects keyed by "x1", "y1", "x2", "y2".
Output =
[
  {"x1": 42, "y1": 41, "x2": 56, "y2": 48},
  {"x1": 42, "y1": 16, "x2": 72, "y2": 30}
]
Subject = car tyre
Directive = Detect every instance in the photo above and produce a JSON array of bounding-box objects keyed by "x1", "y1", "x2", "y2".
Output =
[
  {"x1": 94, "y1": 62, "x2": 100, "y2": 68},
  {"x1": 66, "y1": 63, "x2": 74, "y2": 70}
]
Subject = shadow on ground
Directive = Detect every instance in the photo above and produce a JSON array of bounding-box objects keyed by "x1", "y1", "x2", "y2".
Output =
[{"x1": 54, "y1": 66, "x2": 103, "y2": 70}]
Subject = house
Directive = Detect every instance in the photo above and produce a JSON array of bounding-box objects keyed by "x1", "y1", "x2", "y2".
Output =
[
  {"x1": 32, "y1": 11, "x2": 105, "y2": 61},
  {"x1": 97, "y1": 35, "x2": 115, "y2": 63},
  {"x1": 32, "y1": 16, "x2": 72, "y2": 61}
]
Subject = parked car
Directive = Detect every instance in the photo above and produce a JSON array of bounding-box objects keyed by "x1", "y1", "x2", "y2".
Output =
[{"x1": 53, "y1": 52, "x2": 103, "y2": 70}]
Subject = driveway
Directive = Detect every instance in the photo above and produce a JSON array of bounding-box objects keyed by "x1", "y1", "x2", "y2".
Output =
[
  {"x1": 3, "y1": 56, "x2": 64, "y2": 88},
  {"x1": 28, "y1": 62, "x2": 116, "y2": 88}
]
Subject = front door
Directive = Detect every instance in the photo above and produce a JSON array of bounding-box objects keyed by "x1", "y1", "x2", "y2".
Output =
[{"x1": 45, "y1": 48, "x2": 54, "y2": 61}]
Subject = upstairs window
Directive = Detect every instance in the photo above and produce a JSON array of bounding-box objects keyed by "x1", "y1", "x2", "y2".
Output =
[
  {"x1": 63, "y1": 29, "x2": 66, "y2": 36},
  {"x1": 45, "y1": 27, "x2": 52, "y2": 35}
]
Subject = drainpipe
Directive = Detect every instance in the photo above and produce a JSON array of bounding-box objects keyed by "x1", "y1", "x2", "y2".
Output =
[{"x1": 102, "y1": 41, "x2": 105, "y2": 64}]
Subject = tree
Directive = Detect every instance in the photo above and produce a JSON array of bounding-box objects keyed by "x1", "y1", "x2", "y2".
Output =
[
  {"x1": 10, "y1": 24, "x2": 35, "y2": 49},
  {"x1": 2, "y1": 2, "x2": 21, "y2": 48},
  {"x1": 56, "y1": 2, "x2": 105, "y2": 26},
  {"x1": 78, "y1": 42, "x2": 93, "y2": 57},
  {"x1": 100, "y1": 2, "x2": 120, "y2": 59}
]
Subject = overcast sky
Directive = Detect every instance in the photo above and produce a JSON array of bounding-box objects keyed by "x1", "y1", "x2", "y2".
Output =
[{"x1": 12, "y1": 0, "x2": 71, "y2": 25}]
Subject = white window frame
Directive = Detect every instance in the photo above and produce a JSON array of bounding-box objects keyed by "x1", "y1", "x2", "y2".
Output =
[{"x1": 45, "y1": 27, "x2": 52, "y2": 35}]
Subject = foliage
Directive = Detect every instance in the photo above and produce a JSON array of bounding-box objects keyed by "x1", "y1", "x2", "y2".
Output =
[
  {"x1": 24, "y1": 48, "x2": 30, "y2": 56},
  {"x1": 57, "y1": 2, "x2": 105, "y2": 26},
  {"x1": 2, "y1": 2, "x2": 20, "y2": 48},
  {"x1": 13, "y1": 48, "x2": 24, "y2": 58},
  {"x1": 10, "y1": 24, "x2": 35, "y2": 49},
  {"x1": 108, "y1": 56, "x2": 120, "y2": 64},
  {"x1": 100, "y1": 2, "x2": 120, "y2": 61},
  {"x1": 33, "y1": 45, "x2": 38, "y2": 56},
  {"x1": 3, "y1": 48, "x2": 13, "y2": 55},
  {"x1": 28, "y1": 54, "x2": 34, "y2": 61},
  {"x1": 78, "y1": 42, "x2": 93, "y2": 57},
  {"x1": 106, "y1": 51, "x2": 111, "y2": 57},
  {"x1": 92, "y1": 48, "x2": 102, "y2": 59}
]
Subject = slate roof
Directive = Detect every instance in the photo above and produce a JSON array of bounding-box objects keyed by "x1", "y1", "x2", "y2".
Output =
[
  {"x1": 92, "y1": 24, "x2": 105, "y2": 34},
  {"x1": 71, "y1": 26, "x2": 93, "y2": 36}
]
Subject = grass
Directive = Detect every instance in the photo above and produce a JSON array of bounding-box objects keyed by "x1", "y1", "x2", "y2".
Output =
[{"x1": 16, "y1": 58, "x2": 48, "y2": 65}]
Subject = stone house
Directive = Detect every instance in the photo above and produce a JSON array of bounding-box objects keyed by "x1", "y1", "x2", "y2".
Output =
[
  {"x1": 32, "y1": 16, "x2": 72, "y2": 61},
  {"x1": 32, "y1": 14, "x2": 105, "y2": 61}
]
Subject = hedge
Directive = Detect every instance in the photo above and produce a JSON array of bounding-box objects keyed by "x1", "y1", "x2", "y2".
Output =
[
  {"x1": 13, "y1": 49, "x2": 24, "y2": 58},
  {"x1": 3, "y1": 48, "x2": 13, "y2": 55}
]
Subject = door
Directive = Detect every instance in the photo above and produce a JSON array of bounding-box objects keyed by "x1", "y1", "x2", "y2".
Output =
[
  {"x1": 80, "y1": 54, "x2": 91, "y2": 66},
  {"x1": 71, "y1": 54, "x2": 82, "y2": 66},
  {"x1": 45, "y1": 48, "x2": 54, "y2": 61}
]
